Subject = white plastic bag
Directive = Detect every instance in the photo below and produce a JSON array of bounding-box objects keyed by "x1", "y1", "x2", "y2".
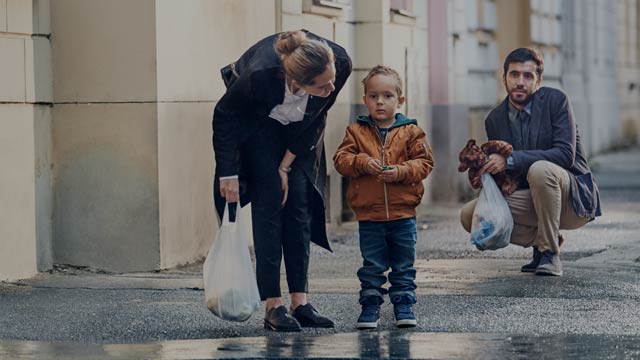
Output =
[
  {"x1": 204, "y1": 203, "x2": 260, "y2": 322},
  {"x1": 470, "y1": 173, "x2": 514, "y2": 250}
]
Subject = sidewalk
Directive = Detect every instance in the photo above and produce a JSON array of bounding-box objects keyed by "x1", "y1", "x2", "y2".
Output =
[{"x1": 1, "y1": 148, "x2": 640, "y2": 359}]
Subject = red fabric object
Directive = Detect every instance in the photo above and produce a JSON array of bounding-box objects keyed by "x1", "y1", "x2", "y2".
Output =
[{"x1": 458, "y1": 139, "x2": 518, "y2": 196}]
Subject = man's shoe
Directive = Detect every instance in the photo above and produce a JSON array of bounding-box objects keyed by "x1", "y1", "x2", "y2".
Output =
[
  {"x1": 535, "y1": 250, "x2": 563, "y2": 276},
  {"x1": 291, "y1": 303, "x2": 335, "y2": 328},
  {"x1": 521, "y1": 247, "x2": 541, "y2": 273},
  {"x1": 391, "y1": 295, "x2": 417, "y2": 328},
  {"x1": 264, "y1": 306, "x2": 301, "y2": 332},
  {"x1": 356, "y1": 304, "x2": 380, "y2": 329}
]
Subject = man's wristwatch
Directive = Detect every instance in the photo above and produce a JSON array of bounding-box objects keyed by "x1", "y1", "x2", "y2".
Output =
[{"x1": 506, "y1": 155, "x2": 515, "y2": 170}]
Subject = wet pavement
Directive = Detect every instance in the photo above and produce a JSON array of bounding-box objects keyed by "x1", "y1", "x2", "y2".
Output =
[
  {"x1": 2, "y1": 332, "x2": 640, "y2": 359},
  {"x1": 1, "y1": 148, "x2": 640, "y2": 359}
]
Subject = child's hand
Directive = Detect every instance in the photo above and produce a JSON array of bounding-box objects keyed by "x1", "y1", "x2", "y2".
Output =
[
  {"x1": 365, "y1": 158, "x2": 383, "y2": 175},
  {"x1": 378, "y1": 166, "x2": 399, "y2": 182}
]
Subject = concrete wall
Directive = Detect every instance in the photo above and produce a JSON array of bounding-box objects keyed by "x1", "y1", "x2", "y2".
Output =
[
  {"x1": 0, "y1": 0, "x2": 53, "y2": 281},
  {"x1": 277, "y1": 0, "x2": 357, "y2": 224},
  {"x1": 530, "y1": 0, "x2": 562, "y2": 88},
  {"x1": 155, "y1": 0, "x2": 275, "y2": 268},
  {"x1": 562, "y1": 0, "x2": 621, "y2": 155},
  {"x1": 50, "y1": 0, "x2": 277, "y2": 271},
  {"x1": 496, "y1": 0, "x2": 530, "y2": 74},
  {"x1": 427, "y1": 0, "x2": 469, "y2": 203},
  {"x1": 276, "y1": 0, "x2": 432, "y2": 221},
  {"x1": 50, "y1": 0, "x2": 160, "y2": 271},
  {"x1": 561, "y1": 0, "x2": 589, "y2": 154},
  {"x1": 0, "y1": 106, "x2": 48, "y2": 280},
  {"x1": 326, "y1": 0, "x2": 433, "y2": 217},
  {"x1": 429, "y1": 0, "x2": 501, "y2": 203},
  {"x1": 52, "y1": 103, "x2": 160, "y2": 270},
  {"x1": 2, "y1": 0, "x2": 639, "y2": 279},
  {"x1": 617, "y1": 0, "x2": 640, "y2": 145}
]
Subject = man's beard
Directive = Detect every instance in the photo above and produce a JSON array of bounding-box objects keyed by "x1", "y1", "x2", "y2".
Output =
[{"x1": 508, "y1": 87, "x2": 533, "y2": 105}]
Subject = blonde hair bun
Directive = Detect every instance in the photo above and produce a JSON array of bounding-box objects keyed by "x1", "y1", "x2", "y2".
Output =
[
  {"x1": 274, "y1": 30, "x2": 334, "y2": 86},
  {"x1": 275, "y1": 30, "x2": 307, "y2": 56}
]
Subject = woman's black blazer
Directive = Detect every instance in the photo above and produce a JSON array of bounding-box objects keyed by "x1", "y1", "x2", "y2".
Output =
[{"x1": 212, "y1": 31, "x2": 352, "y2": 250}]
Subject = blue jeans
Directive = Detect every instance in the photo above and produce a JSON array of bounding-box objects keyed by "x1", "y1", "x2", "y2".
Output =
[{"x1": 357, "y1": 217, "x2": 417, "y2": 304}]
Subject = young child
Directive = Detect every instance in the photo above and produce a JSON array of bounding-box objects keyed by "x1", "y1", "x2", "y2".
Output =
[{"x1": 333, "y1": 65, "x2": 435, "y2": 329}]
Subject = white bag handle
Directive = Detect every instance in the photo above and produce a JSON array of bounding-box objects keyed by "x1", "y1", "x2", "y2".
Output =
[{"x1": 221, "y1": 202, "x2": 241, "y2": 232}]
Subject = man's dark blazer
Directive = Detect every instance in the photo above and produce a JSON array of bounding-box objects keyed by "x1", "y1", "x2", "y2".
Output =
[
  {"x1": 212, "y1": 31, "x2": 352, "y2": 251},
  {"x1": 485, "y1": 86, "x2": 601, "y2": 219}
]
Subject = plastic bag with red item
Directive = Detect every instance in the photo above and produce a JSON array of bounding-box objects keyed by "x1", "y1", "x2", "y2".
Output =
[{"x1": 470, "y1": 173, "x2": 514, "y2": 250}]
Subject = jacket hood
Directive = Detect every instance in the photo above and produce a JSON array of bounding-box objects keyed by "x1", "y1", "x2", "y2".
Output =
[{"x1": 356, "y1": 113, "x2": 417, "y2": 129}]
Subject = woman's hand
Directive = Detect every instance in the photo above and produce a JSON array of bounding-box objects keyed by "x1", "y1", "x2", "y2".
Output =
[
  {"x1": 220, "y1": 178, "x2": 240, "y2": 203},
  {"x1": 279, "y1": 168, "x2": 289, "y2": 207},
  {"x1": 378, "y1": 166, "x2": 399, "y2": 182},
  {"x1": 279, "y1": 150, "x2": 296, "y2": 207},
  {"x1": 365, "y1": 158, "x2": 383, "y2": 175}
]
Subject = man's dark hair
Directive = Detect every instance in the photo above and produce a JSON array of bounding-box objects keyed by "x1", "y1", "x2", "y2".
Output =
[{"x1": 503, "y1": 48, "x2": 544, "y2": 77}]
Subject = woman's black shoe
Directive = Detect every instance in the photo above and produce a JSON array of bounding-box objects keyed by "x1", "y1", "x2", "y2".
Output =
[
  {"x1": 291, "y1": 303, "x2": 335, "y2": 328},
  {"x1": 264, "y1": 306, "x2": 302, "y2": 331}
]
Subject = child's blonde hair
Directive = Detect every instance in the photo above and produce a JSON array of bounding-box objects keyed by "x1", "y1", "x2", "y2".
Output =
[
  {"x1": 362, "y1": 65, "x2": 403, "y2": 96},
  {"x1": 275, "y1": 30, "x2": 335, "y2": 86}
]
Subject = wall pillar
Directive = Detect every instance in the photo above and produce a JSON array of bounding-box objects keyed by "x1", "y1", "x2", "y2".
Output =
[
  {"x1": 50, "y1": 0, "x2": 275, "y2": 272},
  {"x1": 0, "y1": 0, "x2": 53, "y2": 281},
  {"x1": 428, "y1": 0, "x2": 468, "y2": 203}
]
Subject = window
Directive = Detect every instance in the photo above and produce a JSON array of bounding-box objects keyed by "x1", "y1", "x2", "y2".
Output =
[
  {"x1": 303, "y1": 0, "x2": 350, "y2": 18},
  {"x1": 390, "y1": 0, "x2": 414, "y2": 15},
  {"x1": 390, "y1": 0, "x2": 415, "y2": 25},
  {"x1": 313, "y1": 0, "x2": 350, "y2": 7}
]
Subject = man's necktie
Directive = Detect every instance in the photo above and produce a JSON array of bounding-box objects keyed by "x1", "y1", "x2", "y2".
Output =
[{"x1": 518, "y1": 110, "x2": 530, "y2": 150}]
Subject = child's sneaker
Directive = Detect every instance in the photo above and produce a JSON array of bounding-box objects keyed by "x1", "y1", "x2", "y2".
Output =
[
  {"x1": 356, "y1": 305, "x2": 380, "y2": 329},
  {"x1": 392, "y1": 295, "x2": 417, "y2": 328},
  {"x1": 356, "y1": 296, "x2": 383, "y2": 329}
]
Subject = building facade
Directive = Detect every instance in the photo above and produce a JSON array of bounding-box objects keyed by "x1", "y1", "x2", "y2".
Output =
[{"x1": 1, "y1": 0, "x2": 638, "y2": 280}]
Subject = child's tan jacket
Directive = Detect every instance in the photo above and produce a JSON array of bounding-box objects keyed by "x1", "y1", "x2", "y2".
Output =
[{"x1": 333, "y1": 113, "x2": 435, "y2": 221}]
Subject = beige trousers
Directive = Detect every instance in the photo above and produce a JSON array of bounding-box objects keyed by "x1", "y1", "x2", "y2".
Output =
[{"x1": 460, "y1": 161, "x2": 590, "y2": 253}]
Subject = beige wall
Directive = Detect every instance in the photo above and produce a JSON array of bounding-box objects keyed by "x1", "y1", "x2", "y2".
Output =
[
  {"x1": 325, "y1": 0, "x2": 433, "y2": 220},
  {"x1": 3, "y1": 0, "x2": 639, "y2": 279},
  {"x1": 0, "y1": 106, "x2": 38, "y2": 280},
  {"x1": 49, "y1": 0, "x2": 279, "y2": 271},
  {"x1": 52, "y1": 0, "x2": 157, "y2": 103},
  {"x1": 570, "y1": 0, "x2": 620, "y2": 154},
  {"x1": 618, "y1": 0, "x2": 640, "y2": 145},
  {"x1": 281, "y1": 0, "x2": 426, "y2": 223},
  {"x1": 277, "y1": 0, "x2": 361, "y2": 223},
  {"x1": 155, "y1": 0, "x2": 276, "y2": 102},
  {"x1": 157, "y1": 103, "x2": 214, "y2": 268},
  {"x1": 50, "y1": 0, "x2": 160, "y2": 271},
  {"x1": 496, "y1": 0, "x2": 531, "y2": 75},
  {"x1": 33, "y1": 104, "x2": 53, "y2": 271},
  {"x1": 0, "y1": 0, "x2": 52, "y2": 281},
  {"x1": 155, "y1": 0, "x2": 275, "y2": 267},
  {"x1": 53, "y1": 103, "x2": 160, "y2": 271}
]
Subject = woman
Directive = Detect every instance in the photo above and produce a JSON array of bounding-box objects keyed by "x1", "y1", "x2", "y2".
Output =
[{"x1": 212, "y1": 30, "x2": 352, "y2": 331}]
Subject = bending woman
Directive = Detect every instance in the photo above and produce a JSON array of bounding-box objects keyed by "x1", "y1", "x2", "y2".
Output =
[{"x1": 212, "y1": 30, "x2": 352, "y2": 331}]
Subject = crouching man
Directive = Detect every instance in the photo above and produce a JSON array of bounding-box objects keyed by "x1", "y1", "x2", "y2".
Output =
[{"x1": 460, "y1": 48, "x2": 602, "y2": 276}]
